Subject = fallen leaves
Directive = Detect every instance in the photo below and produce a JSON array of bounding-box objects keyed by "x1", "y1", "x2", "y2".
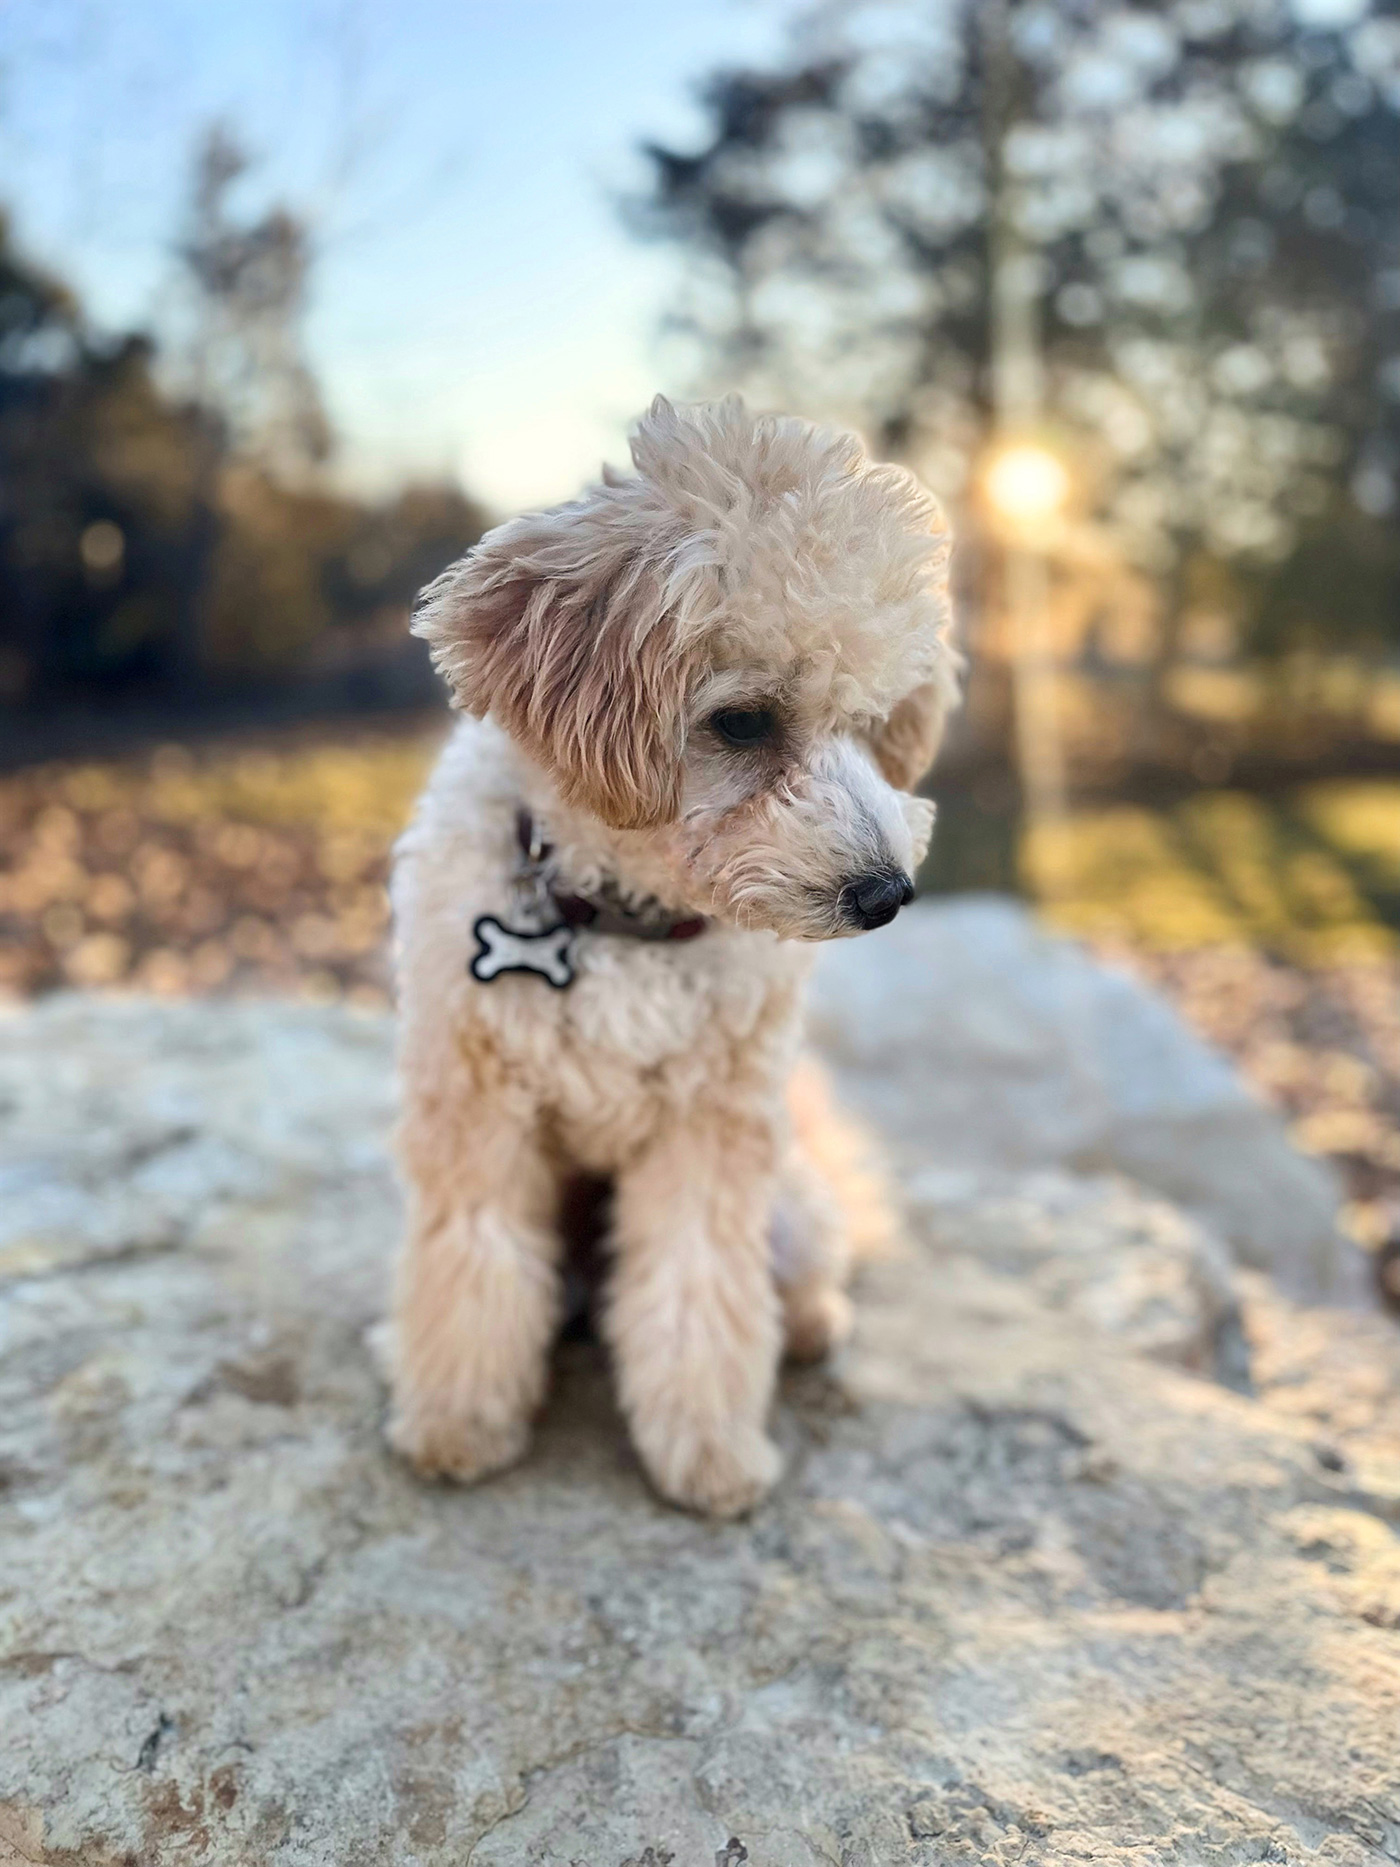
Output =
[{"x1": 0, "y1": 725, "x2": 442, "y2": 1007}]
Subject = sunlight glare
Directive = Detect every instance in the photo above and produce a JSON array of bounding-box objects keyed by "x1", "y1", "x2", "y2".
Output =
[{"x1": 984, "y1": 444, "x2": 1071, "y2": 528}]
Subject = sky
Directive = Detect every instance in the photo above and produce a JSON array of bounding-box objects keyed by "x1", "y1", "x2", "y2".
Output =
[{"x1": 0, "y1": 0, "x2": 789, "y2": 512}]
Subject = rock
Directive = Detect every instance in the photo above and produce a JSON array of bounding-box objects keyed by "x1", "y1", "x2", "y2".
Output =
[
  {"x1": 3, "y1": 996, "x2": 1400, "y2": 1865},
  {"x1": 905, "y1": 1165, "x2": 1251, "y2": 1388},
  {"x1": 810, "y1": 894, "x2": 1356, "y2": 1302}
]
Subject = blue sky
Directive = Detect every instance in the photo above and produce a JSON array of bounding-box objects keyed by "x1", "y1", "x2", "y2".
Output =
[{"x1": 0, "y1": 1, "x2": 787, "y2": 510}]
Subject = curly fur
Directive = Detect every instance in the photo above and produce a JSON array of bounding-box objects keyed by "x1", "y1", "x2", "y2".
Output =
[{"x1": 387, "y1": 395, "x2": 957, "y2": 1516}]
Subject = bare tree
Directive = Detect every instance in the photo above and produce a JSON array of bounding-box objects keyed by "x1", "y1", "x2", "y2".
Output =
[{"x1": 177, "y1": 124, "x2": 332, "y2": 482}]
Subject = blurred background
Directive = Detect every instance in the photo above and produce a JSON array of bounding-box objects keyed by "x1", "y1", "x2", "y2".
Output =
[{"x1": 1, "y1": 0, "x2": 1397, "y2": 1254}]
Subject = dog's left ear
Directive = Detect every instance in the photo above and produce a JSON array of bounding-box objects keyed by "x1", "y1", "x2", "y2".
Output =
[
  {"x1": 412, "y1": 510, "x2": 695, "y2": 830},
  {"x1": 871, "y1": 666, "x2": 960, "y2": 791}
]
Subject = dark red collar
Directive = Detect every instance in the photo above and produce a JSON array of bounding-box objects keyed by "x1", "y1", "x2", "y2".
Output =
[{"x1": 516, "y1": 810, "x2": 708, "y2": 944}]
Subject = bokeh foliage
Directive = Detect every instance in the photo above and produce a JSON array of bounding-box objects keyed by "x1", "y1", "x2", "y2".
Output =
[
  {"x1": 0, "y1": 204, "x2": 486, "y2": 711},
  {"x1": 636, "y1": 0, "x2": 1400, "y2": 665}
]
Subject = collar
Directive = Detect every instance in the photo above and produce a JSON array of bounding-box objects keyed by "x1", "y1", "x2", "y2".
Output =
[{"x1": 515, "y1": 810, "x2": 708, "y2": 944}]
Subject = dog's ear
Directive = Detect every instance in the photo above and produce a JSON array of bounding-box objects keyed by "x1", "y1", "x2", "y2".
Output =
[
  {"x1": 871, "y1": 667, "x2": 960, "y2": 792},
  {"x1": 412, "y1": 511, "x2": 694, "y2": 830}
]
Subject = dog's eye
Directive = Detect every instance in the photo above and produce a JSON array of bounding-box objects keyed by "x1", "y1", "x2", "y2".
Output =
[{"x1": 710, "y1": 707, "x2": 777, "y2": 749}]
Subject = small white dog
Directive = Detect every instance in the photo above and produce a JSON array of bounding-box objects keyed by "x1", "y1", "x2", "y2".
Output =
[{"x1": 387, "y1": 395, "x2": 957, "y2": 1517}]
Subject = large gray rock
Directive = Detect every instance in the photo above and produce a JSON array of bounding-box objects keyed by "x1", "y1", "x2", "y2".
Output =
[
  {"x1": 3, "y1": 997, "x2": 1399, "y2": 1866},
  {"x1": 810, "y1": 895, "x2": 1353, "y2": 1301}
]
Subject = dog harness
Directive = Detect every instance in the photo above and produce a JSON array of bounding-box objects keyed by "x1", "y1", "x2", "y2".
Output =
[{"x1": 469, "y1": 810, "x2": 707, "y2": 989}]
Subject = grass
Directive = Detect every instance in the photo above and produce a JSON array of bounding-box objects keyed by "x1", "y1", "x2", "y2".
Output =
[{"x1": 1023, "y1": 781, "x2": 1400, "y2": 963}]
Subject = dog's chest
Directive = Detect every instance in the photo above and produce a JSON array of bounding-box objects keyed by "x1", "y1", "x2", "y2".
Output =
[{"x1": 470, "y1": 933, "x2": 804, "y2": 1154}]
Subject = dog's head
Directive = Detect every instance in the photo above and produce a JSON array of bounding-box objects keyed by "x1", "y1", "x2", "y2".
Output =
[{"x1": 414, "y1": 396, "x2": 958, "y2": 939}]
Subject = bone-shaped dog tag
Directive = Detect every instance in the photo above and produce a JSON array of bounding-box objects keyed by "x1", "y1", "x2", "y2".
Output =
[{"x1": 469, "y1": 915, "x2": 576, "y2": 989}]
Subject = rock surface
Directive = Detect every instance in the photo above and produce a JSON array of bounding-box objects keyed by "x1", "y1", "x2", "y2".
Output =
[
  {"x1": 810, "y1": 896, "x2": 1354, "y2": 1301},
  {"x1": 2, "y1": 997, "x2": 1400, "y2": 1867}
]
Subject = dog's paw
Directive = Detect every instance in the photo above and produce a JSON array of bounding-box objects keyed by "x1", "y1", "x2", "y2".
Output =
[
  {"x1": 645, "y1": 1427, "x2": 783, "y2": 1520},
  {"x1": 782, "y1": 1284, "x2": 854, "y2": 1363},
  {"x1": 387, "y1": 1406, "x2": 530, "y2": 1486}
]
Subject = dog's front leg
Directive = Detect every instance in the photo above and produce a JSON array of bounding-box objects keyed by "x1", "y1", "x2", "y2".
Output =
[
  {"x1": 388, "y1": 1094, "x2": 560, "y2": 1485},
  {"x1": 605, "y1": 1109, "x2": 783, "y2": 1518}
]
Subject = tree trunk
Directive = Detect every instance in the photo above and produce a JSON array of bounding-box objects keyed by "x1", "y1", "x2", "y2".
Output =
[{"x1": 1130, "y1": 552, "x2": 1190, "y2": 770}]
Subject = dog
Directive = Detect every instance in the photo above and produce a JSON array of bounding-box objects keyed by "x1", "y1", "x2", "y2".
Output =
[{"x1": 386, "y1": 395, "x2": 957, "y2": 1517}]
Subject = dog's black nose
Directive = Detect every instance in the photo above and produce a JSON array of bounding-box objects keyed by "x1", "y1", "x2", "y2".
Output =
[{"x1": 841, "y1": 869, "x2": 915, "y2": 931}]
